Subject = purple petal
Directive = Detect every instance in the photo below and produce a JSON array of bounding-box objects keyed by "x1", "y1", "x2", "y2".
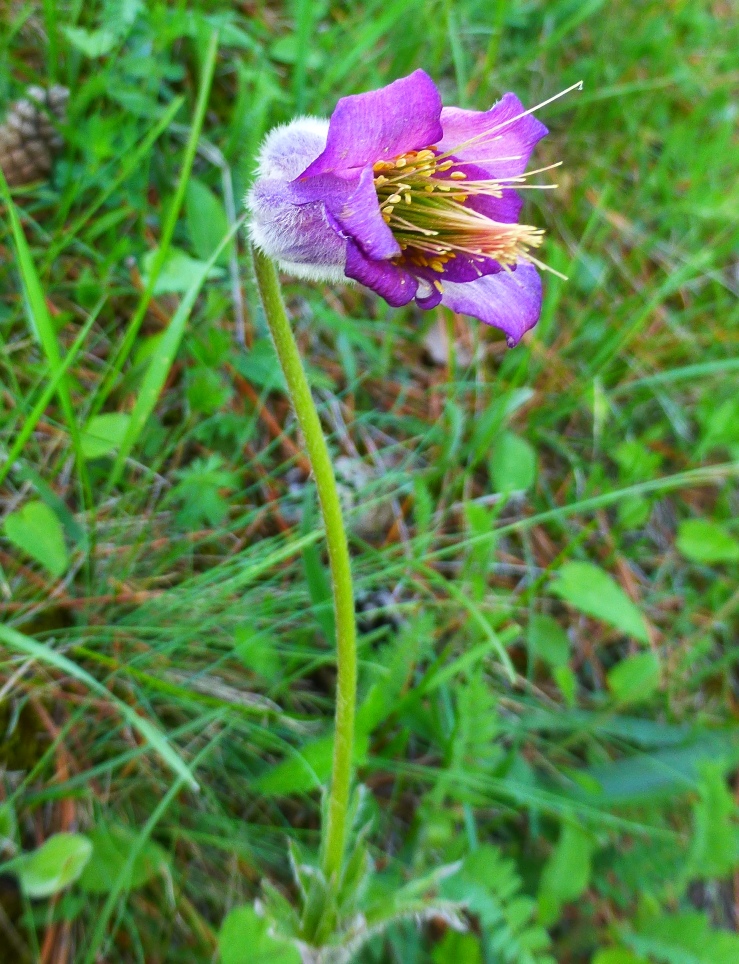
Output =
[
  {"x1": 438, "y1": 93, "x2": 548, "y2": 180},
  {"x1": 345, "y1": 240, "x2": 417, "y2": 307},
  {"x1": 332, "y1": 166, "x2": 400, "y2": 259},
  {"x1": 282, "y1": 167, "x2": 400, "y2": 258},
  {"x1": 467, "y1": 188, "x2": 524, "y2": 224},
  {"x1": 412, "y1": 254, "x2": 502, "y2": 285},
  {"x1": 287, "y1": 166, "x2": 399, "y2": 260},
  {"x1": 438, "y1": 263, "x2": 542, "y2": 346},
  {"x1": 415, "y1": 285, "x2": 443, "y2": 310},
  {"x1": 438, "y1": 254, "x2": 503, "y2": 283},
  {"x1": 299, "y1": 70, "x2": 443, "y2": 178},
  {"x1": 434, "y1": 157, "x2": 523, "y2": 223}
]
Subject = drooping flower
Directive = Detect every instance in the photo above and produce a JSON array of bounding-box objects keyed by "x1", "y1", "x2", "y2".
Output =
[{"x1": 248, "y1": 70, "x2": 555, "y2": 347}]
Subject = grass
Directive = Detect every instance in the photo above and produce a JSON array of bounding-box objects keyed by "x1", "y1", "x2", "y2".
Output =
[{"x1": 1, "y1": 1, "x2": 738, "y2": 961}]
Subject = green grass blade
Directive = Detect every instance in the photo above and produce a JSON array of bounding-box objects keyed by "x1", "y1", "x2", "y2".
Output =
[
  {"x1": 432, "y1": 462, "x2": 739, "y2": 563},
  {"x1": 47, "y1": 96, "x2": 184, "y2": 264},
  {"x1": 92, "y1": 31, "x2": 220, "y2": 417},
  {"x1": 0, "y1": 623, "x2": 199, "y2": 791},
  {"x1": 80, "y1": 730, "x2": 224, "y2": 964},
  {"x1": 0, "y1": 303, "x2": 101, "y2": 488},
  {"x1": 106, "y1": 215, "x2": 245, "y2": 491},
  {"x1": 612, "y1": 358, "x2": 739, "y2": 395},
  {"x1": 292, "y1": 0, "x2": 314, "y2": 112},
  {"x1": 0, "y1": 169, "x2": 88, "y2": 496}
]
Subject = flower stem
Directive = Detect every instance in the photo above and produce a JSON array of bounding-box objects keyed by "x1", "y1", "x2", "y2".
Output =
[{"x1": 251, "y1": 247, "x2": 357, "y2": 887}]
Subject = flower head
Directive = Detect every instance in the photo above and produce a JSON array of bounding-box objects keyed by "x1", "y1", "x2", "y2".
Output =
[{"x1": 248, "y1": 70, "x2": 554, "y2": 346}]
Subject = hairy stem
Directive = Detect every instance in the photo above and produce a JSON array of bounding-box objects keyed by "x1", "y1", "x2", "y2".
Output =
[{"x1": 251, "y1": 247, "x2": 357, "y2": 887}]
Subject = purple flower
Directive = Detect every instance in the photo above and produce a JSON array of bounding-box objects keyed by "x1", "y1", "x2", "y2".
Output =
[{"x1": 248, "y1": 70, "x2": 550, "y2": 347}]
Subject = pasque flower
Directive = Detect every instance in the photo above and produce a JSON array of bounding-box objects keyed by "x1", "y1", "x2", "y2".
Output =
[{"x1": 248, "y1": 69, "x2": 553, "y2": 346}]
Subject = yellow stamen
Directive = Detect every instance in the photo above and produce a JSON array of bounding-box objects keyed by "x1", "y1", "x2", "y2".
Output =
[{"x1": 372, "y1": 141, "x2": 551, "y2": 275}]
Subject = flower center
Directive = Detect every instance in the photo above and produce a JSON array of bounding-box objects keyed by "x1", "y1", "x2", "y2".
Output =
[{"x1": 372, "y1": 148, "x2": 544, "y2": 274}]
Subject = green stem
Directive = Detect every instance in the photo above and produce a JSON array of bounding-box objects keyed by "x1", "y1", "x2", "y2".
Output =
[{"x1": 251, "y1": 247, "x2": 357, "y2": 886}]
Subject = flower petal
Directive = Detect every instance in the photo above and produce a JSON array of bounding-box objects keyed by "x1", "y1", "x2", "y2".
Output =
[
  {"x1": 430, "y1": 157, "x2": 523, "y2": 223},
  {"x1": 438, "y1": 93, "x2": 548, "y2": 180},
  {"x1": 299, "y1": 70, "x2": 444, "y2": 178},
  {"x1": 438, "y1": 263, "x2": 542, "y2": 346},
  {"x1": 467, "y1": 188, "x2": 524, "y2": 224},
  {"x1": 345, "y1": 240, "x2": 417, "y2": 307},
  {"x1": 415, "y1": 284, "x2": 443, "y2": 310},
  {"x1": 411, "y1": 254, "x2": 502, "y2": 286},
  {"x1": 287, "y1": 166, "x2": 399, "y2": 260},
  {"x1": 332, "y1": 166, "x2": 400, "y2": 259},
  {"x1": 438, "y1": 254, "x2": 503, "y2": 283}
]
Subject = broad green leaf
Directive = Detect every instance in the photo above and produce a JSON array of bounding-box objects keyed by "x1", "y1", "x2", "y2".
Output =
[
  {"x1": 688, "y1": 765, "x2": 739, "y2": 879},
  {"x1": 697, "y1": 396, "x2": 739, "y2": 456},
  {"x1": 676, "y1": 519, "x2": 739, "y2": 564},
  {"x1": 4, "y1": 501, "x2": 69, "y2": 577},
  {"x1": 15, "y1": 833, "x2": 92, "y2": 898},
  {"x1": 186, "y1": 178, "x2": 231, "y2": 264},
  {"x1": 582, "y1": 732, "x2": 739, "y2": 804},
  {"x1": 529, "y1": 614, "x2": 570, "y2": 668},
  {"x1": 617, "y1": 495, "x2": 651, "y2": 530},
  {"x1": 186, "y1": 367, "x2": 231, "y2": 415},
  {"x1": 234, "y1": 628, "x2": 280, "y2": 682},
  {"x1": 538, "y1": 824, "x2": 595, "y2": 926},
  {"x1": 141, "y1": 246, "x2": 224, "y2": 295},
  {"x1": 62, "y1": 25, "x2": 117, "y2": 57},
  {"x1": 78, "y1": 825, "x2": 168, "y2": 895},
  {"x1": 255, "y1": 730, "x2": 369, "y2": 796},
  {"x1": 592, "y1": 950, "x2": 649, "y2": 964},
  {"x1": 81, "y1": 413, "x2": 131, "y2": 460},
  {"x1": 442, "y1": 845, "x2": 552, "y2": 962},
  {"x1": 234, "y1": 339, "x2": 286, "y2": 392},
  {"x1": 491, "y1": 431, "x2": 537, "y2": 493},
  {"x1": 607, "y1": 652, "x2": 661, "y2": 705},
  {"x1": 254, "y1": 734, "x2": 333, "y2": 795},
  {"x1": 553, "y1": 665, "x2": 577, "y2": 708},
  {"x1": 0, "y1": 803, "x2": 17, "y2": 850},
  {"x1": 432, "y1": 931, "x2": 483, "y2": 964},
  {"x1": 550, "y1": 562, "x2": 649, "y2": 643},
  {"x1": 625, "y1": 911, "x2": 739, "y2": 964},
  {"x1": 218, "y1": 905, "x2": 300, "y2": 964}
]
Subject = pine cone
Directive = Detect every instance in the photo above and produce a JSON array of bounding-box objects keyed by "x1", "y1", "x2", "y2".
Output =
[{"x1": 0, "y1": 85, "x2": 69, "y2": 187}]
